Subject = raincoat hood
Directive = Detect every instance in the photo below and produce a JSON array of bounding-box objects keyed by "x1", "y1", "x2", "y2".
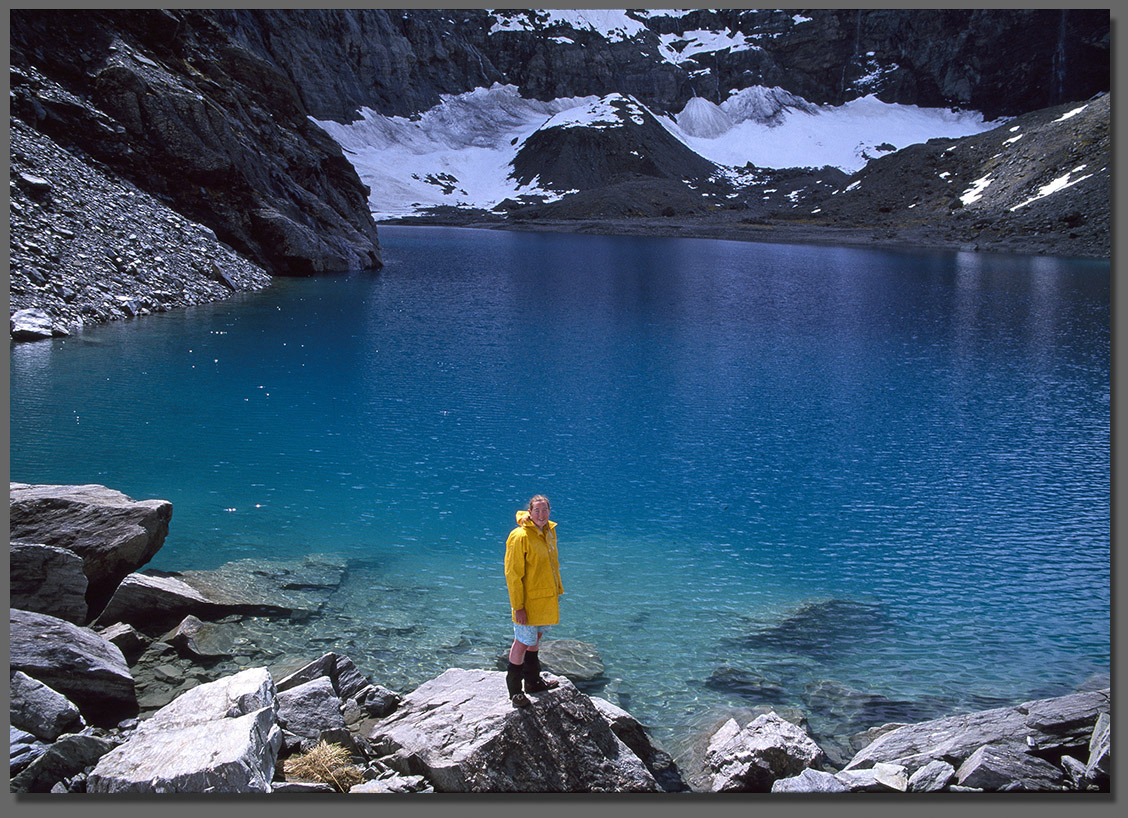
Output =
[{"x1": 516, "y1": 509, "x2": 556, "y2": 532}]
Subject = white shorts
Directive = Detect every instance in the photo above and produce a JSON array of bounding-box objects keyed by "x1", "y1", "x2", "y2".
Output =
[{"x1": 513, "y1": 623, "x2": 552, "y2": 646}]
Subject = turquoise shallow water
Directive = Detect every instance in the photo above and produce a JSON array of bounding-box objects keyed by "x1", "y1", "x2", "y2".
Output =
[{"x1": 10, "y1": 226, "x2": 1110, "y2": 756}]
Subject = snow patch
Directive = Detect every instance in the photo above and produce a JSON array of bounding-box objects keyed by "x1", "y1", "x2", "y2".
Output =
[
  {"x1": 312, "y1": 84, "x2": 600, "y2": 218},
  {"x1": 960, "y1": 175, "x2": 993, "y2": 205},
  {"x1": 1010, "y1": 165, "x2": 1094, "y2": 210},
  {"x1": 662, "y1": 93, "x2": 996, "y2": 173},
  {"x1": 1053, "y1": 105, "x2": 1088, "y2": 122},
  {"x1": 658, "y1": 28, "x2": 759, "y2": 64},
  {"x1": 489, "y1": 9, "x2": 648, "y2": 42},
  {"x1": 543, "y1": 93, "x2": 650, "y2": 130}
]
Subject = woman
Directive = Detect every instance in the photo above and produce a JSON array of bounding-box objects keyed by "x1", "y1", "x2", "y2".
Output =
[{"x1": 504, "y1": 494, "x2": 563, "y2": 707}]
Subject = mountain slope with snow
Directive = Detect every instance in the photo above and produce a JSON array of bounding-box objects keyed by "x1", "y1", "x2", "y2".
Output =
[{"x1": 316, "y1": 84, "x2": 1000, "y2": 219}]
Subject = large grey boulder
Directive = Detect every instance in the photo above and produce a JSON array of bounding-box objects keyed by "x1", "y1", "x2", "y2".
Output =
[
  {"x1": 86, "y1": 667, "x2": 283, "y2": 793},
  {"x1": 94, "y1": 572, "x2": 220, "y2": 631},
  {"x1": 907, "y1": 758, "x2": 956, "y2": 792},
  {"x1": 832, "y1": 766, "x2": 891, "y2": 793},
  {"x1": 9, "y1": 608, "x2": 137, "y2": 725},
  {"x1": 590, "y1": 696, "x2": 688, "y2": 792},
  {"x1": 9, "y1": 670, "x2": 85, "y2": 741},
  {"x1": 954, "y1": 743, "x2": 1067, "y2": 792},
  {"x1": 276, "y1": 651, "x2": 402, "y2": 719},
  {"x1": 9, "y1": 541, "x2": 89, "y2": 623},
  {"x1": 1084, "y1": 711, "x2": 1111, "y2": 786},
  {"x1": 10, "y1": 307, "x2": 56, "y2": 340},
  {"x1": 9, "y1": 482, "x2": 173, "y2": 615},
  {"x1": 276, "y1": 676, "x2": 350, "y2": 752},
  {"x1": 771, "y1": 767, "x2": 850, "y2": 793},
  {"x1": 277, "y1": 651, "x2": 376, "y2": 700},
  {"x1": 843, "y1": 688, "x2": 1111, "y2": 776},
  {"x1": 367, "y1": 668, "x2": 660, "y2": 793},
  {"x1": 702, "y1": 712, "x2": 826, "y2": 792}
]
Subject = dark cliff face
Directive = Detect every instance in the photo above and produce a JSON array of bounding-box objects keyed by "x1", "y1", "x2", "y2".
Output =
[
  {"x1": 9, "y1": 9, "x2": 383, "y2": 276},
  {"x1": 213, "y1": 8, "x2": 1109, "y2": 123}
]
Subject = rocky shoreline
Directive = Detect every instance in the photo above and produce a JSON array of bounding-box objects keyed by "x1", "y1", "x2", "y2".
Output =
[{"x1": 9, "y1": 482, "x2": 1112, "y2": 794}]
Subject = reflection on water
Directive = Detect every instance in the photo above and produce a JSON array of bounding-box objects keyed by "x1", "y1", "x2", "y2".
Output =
[{"x1": 10, "y1": 226, "x2": 1110, "y2": 756}]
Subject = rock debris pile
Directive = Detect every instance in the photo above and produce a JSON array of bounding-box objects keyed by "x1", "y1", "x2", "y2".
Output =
[{"x1": 9, "y1": 118, "x2": 273, "y2": 340}]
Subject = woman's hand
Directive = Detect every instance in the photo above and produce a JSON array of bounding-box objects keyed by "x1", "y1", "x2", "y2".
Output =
[{"x1": 515, "y1": 608, "x2": 527, "y2": 625}]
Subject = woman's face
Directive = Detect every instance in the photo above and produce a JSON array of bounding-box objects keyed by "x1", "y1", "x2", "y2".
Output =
[{"x1": 529, "y1": 500, "x2": 550, "y2": 528}]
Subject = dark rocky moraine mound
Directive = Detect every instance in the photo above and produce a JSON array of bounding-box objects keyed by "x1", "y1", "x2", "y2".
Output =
[{"x1": 509, "y1": 93, "x2": 721, "y2": 194}]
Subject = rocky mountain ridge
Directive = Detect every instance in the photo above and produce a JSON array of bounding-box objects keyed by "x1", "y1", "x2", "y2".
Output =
[{"x1": 217, "y1": 8, "x2": 1109, "y2": 122}]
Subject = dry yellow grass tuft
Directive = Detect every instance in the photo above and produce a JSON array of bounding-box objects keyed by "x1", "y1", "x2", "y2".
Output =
[{"x1": 282, "y1": 740, "x2": 365, "y2": 792}]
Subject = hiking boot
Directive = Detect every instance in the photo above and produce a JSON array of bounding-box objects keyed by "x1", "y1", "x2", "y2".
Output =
[
  {"x1": 506, "y1": 660, "x2": 531, "y2": 705},
  {"x1": 522, "y1": 651, "x2": 560, "y2": 693}
]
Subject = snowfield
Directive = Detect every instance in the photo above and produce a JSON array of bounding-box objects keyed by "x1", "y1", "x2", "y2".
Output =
[{"x1": 314, "y1": 83, "x2": 1001, "y2": 220}]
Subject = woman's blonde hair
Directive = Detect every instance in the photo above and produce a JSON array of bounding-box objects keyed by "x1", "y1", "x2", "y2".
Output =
[{"x1": 527, "y1": 494, "x2": 550, "y2": 512}]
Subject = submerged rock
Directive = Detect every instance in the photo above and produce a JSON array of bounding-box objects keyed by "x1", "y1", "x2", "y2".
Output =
[
  {"x1": 704, "y1": 665, "x2": 789, "y2": 703},
  {"x1": 173, "y1": 554, "x2": 347, "y2": 622},
  {"x1": 534, "y1": 638, "x2": 606, "y2": 684},
  {"x1": 161, "y1": 615, "x2": 242, "y2": 660},
  {"x1": 729, "y1": 598, "x2": 895, "y2": 659}
]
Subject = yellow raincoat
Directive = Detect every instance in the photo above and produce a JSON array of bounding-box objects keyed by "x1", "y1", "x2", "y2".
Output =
[{"x1": 504, "y1": 509, "x2": 563, "y2": 626}]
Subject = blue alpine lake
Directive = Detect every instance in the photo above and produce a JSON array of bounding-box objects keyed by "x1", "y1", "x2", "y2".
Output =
[{"x1": 9, "y1": 225, "x2": 1110, "y2": 759}]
